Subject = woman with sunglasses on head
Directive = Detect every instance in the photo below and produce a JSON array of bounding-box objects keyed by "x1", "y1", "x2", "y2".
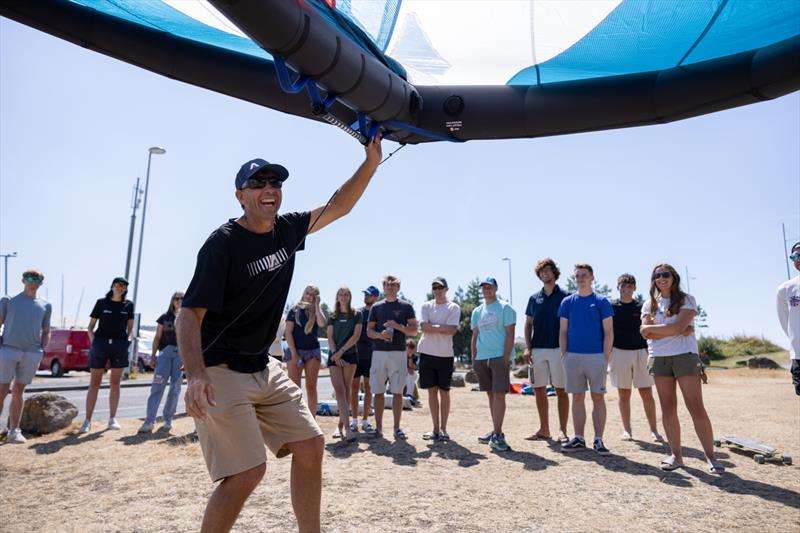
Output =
[
  {"x1": 284, "y1": 284, "x2": 327, "y2": 417},
  {"x1": 640, "y1": 264, "x2": 724, "y2": 473},
  {"x1": 138, "y1": 291, "x2": 185, "y2": 433},
  {"x1": 326, "y1": 287, "x2": 362, "y2": 441},
  {"x1": 79, "y1": 277, "x2": 135, "y2": 433}
]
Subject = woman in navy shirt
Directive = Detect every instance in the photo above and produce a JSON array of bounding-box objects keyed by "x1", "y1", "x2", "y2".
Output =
[{"x1": 284, "y1": 284, "x2": 326, "y2": 417}]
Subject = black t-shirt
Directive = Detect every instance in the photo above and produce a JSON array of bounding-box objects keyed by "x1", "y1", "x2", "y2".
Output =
[
  {"x1": 182, "y1": 213, "x2": 310, "y2": 373},
  {"x1": 156, "y1": 312, "x2": 177, "y2": 350},
  {"x1": 368, "y1": 299, "x2": 415, "y2": 351},
  {"x1": 286, "y1": 306, "x2": 320, "y2": 350},
  {"x1": 90, "y1": 298, "x2": 134, "y2": 340},
  {"x1": 612, "y1": 299, "x2": 648, "y2": 350},
  {"x1": 357, "y1": 305, "x2": 373, "y2": 349}
]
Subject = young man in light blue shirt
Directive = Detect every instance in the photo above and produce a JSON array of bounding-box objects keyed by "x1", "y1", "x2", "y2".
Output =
[
  {"x1": 471, "y1": 277, "x2": 516, "y2": 452},
  {"x1": 558, "y1": 264, "x2": 614, "y2": 455}
]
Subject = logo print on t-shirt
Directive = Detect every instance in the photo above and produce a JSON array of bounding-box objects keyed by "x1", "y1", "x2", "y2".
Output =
[
  {"x1": 790, "y1": 295, "x2": 800, "y2": 308},
  {"x1": 246, "y1": 247, "x2": 290, "y2": 277}
]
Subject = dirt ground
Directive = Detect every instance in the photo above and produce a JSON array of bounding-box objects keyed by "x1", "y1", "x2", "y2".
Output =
[{"x1": 1, "y1": 368, "x2": 798, "y2": 532}]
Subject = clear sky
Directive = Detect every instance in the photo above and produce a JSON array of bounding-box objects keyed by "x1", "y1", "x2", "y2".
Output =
[{"x1": 1, "y1": 18, "x2": 798, "y2": 347}]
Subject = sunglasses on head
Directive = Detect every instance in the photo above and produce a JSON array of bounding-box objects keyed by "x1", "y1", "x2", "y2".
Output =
[
  {"x1": 652, "y1": 272, "x2": 672, "y2": 280},
  {"x1": 24, "y1": 276, "x2": 43, "y2": 283},
  {"x1": 790, "y1": 252, "x2": 800, "y2": 261},
  {"x1": 242, "y1": 176, "x2": 283, "y2": 190}
]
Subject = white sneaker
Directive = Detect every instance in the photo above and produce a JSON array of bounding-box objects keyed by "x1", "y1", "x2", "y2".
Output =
[
  {"x1": 138, "y1": 422, "x2": 154, "y2": 433},
  {"x1": 78, "y1": 419, "x2": 92, "y2": 434},
  {"x1": 7, "y1": 428, "x2": 27, "y2": 444},
  {"x1": 107, "y1": 417, "x2": 121, "y2": 430},
  {"x1": 621, "y1": 431, "x2": 633, "y2": 441}
]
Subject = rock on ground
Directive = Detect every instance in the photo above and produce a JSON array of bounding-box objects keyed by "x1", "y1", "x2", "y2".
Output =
[{"x1": 19, "y1": 393, "x2": 78, "y2": 434}]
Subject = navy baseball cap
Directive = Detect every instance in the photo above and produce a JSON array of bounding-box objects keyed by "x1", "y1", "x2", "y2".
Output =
[
  {"x1": 111, "y1": 276, "x2": 129, "y2": 286},
  {"x1": 479, "y1": 276, "x2": 498, "y2": 287},
  {"x1": 235, "y1": 158, "x2": 289, "y2": 190},
  {"x1": 362, "y1": 286, "x2": 380, "y2": 297}
]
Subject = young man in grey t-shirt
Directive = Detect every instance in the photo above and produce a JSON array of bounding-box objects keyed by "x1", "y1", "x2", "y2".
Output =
[{"x1": 0, "y1": 269, "x2": 52, "y2": 444}]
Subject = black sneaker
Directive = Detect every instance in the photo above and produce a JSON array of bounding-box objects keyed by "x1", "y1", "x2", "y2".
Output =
[
  {"x1": 594, "y1": 438, "x2": 610, "y2": 456},
  {"x1": 561, "y1": 437, "x2": 587, "y2": 453},
  {"x1": 478, "y1": 431, "x2": 494, "y2": 444},
  {"x1": 490, "y1": 432, "x2": 511, "y2": 452}
]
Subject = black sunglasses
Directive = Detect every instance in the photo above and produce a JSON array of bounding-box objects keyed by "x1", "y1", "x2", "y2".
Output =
[
  {"x1": 242, "y1": 176, "x2": 283, "y2": 190},
  {"x1": 652, "y1": 272, "x2": 672, "y2": 280},
  {"x1": 173, "y1": 296, "x2": 183, "y2": 301}
]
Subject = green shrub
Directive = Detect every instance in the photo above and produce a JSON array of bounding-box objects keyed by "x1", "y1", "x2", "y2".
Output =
[{"x1": 698, "y1": 336, "x2": 725, "y2": 360}]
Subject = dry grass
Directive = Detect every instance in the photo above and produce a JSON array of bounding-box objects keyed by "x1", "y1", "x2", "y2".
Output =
[{"x1": 2, "y1": 369, "x2": 799, "y2": 532}]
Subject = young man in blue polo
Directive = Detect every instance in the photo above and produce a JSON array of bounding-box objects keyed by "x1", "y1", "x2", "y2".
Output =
[
  {"x1": 559, "y1": 264, "x2": 614, "y2": 455},
  {"x1": 471, "y1": 276, "x2": 516, "y2": 452}
]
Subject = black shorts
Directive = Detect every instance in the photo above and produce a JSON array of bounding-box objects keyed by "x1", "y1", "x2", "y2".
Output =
[
  {"x1": 792, "y1": 359, "x2": 800, "y2": 396},
  {"x1": 328, "y1": 351, "x2": 358, "y2": 368},
  {"x1": 418, "y1": 353, "x2": 454, "y2": 391},
  {"x1": 354, "y1": 347, "x2": 372, "y2": 378},
  {"x1": 89, "y1": 337, "x2": 130, "y2": 369}
]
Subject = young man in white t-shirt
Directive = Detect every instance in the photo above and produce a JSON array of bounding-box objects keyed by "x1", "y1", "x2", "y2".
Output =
[
  {"x1": 417, "y1": 277, "x2": 460, "y2": 441},
  {"x1": 776, "y1": 242, "x2": 800, "y2": 396}
]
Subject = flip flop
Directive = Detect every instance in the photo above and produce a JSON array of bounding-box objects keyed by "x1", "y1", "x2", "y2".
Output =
[
  {"x1": 660, "y1": 455, "x2": 684, "y2": 471},
  {"x1": 557, "y1": 432, "x2": 570, "y2": 444},
  {"x1": 524, "y1": 433, "x2": 552, "y2": 441},
  {"x1": 708, "y1": 459, "x2": 726, "y2": 474},
  {"x1": 332, "y1": 428, "x2": 342, "y2": 439}
]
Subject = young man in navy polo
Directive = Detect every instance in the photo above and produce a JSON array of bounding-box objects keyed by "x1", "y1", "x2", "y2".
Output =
[{"x1": 523, "y1": 258, "x2": 570, "y2": 443}]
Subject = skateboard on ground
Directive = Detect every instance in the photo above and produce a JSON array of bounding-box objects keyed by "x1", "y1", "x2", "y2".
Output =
[{"x1": 714, "y1": 435, "x2": 793, "y2": 465}]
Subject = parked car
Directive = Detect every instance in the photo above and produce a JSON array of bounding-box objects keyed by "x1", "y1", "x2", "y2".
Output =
[
  {"x1": 135, "y1": 329, "x2": 156, "y2": 372},
  {"x1": 39, "y1": 328, "x2": 92, "y2": 377}
]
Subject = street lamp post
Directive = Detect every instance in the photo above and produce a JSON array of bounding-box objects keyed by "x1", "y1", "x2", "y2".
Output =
[
  {"x1": 501, "y1": 257, "x2": 513, "y2": 305},
  {"x1": 1, "y1": 252, "x2": 18, "y2": 295},
  {"x1": 124, "y1": 177, "x2": 143, "y2": 280},
  {"x1": 131, "y1": 146, "x2": 166, "y2": 306}
]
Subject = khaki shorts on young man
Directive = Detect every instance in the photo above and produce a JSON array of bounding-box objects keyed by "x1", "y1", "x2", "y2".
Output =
[
  {"x1": 475, "y1": 357, "x2": 511, "y2": 393},
  {"x1": 195, "y1": 359, "x2": 322, "y2": 482},
  {"x1": 530, "y1": 347, "x2": 566, "y2": 388},
  {"x1": 369, "y1": 350, "x2": 406, "y2": 394},
  {"x1": 609, "y1": 348, "x2": 653, "y2": 389}
]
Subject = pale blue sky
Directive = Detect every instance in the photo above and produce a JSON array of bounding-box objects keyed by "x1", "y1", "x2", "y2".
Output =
[{"x1": 1, "y1": 19, "x2": 798, "y2": 347}]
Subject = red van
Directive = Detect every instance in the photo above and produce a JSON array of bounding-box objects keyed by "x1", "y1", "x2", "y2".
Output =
[{"x1": 39, "y1": 328, "x2": 92, "y2": 377}]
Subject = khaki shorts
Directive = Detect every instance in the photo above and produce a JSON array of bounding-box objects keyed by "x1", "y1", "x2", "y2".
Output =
[
  {"x1": 369, "y1": 350, "x2": 406, "y2": 395},
  {"x1": 609, "y1": 348, "x2": 653, "y2": 389},
  {"x1": 563, "y1": 353, "x2": 607, "y2": 394},
  {"x1": 531, "y1": 348, "x2": 566, "y2": 389},
  {"x1": 647, "y1": 352, "x2": 704, "y2": 378},
  {"x1": 474, "y1": 357, "x2": 510, "y2": 393},
  {"x1": 195, "y1": 360, "x2": 322, "y2": 482}
]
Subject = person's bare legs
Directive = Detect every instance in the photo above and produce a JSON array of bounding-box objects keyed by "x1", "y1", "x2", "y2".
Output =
[
  {"x1": 556, "y1": 388, "x2": 570, "y2": 437},
  {"x1": 531, "y1": 386, "x2": 551, "y2": 438},
  {"x1": 329, "y1": 365, "x2": 348, "y2": 433},
  {"x1": 373, "y1": 393, "x2": 384, "y2": 434},
  {"x1": 485, "y1": 391, "x2": 495, "y2": 432},
  {"x1": 0, "y1": 383, "x2": 10, "y2": 428},
  {"x1": 360, "y1": 377, "x2": 371, "y2": 424},
  {"x1": 638, "y1": 386, "x2": 659, "y2": 435},
  {"x1": 655, "y1": 376, "x2": 682, "y2": 462},
  {"x1": 286, "y1": 435, "x2": 324, "y2": 533},
  {"x1": 303, "y1": 358, "x2": 321, "y2": 418},
  {"x1": 8, "y1": 382, "x2": 27, "y2": 429},
  {"x1": 590, "y1": 392, "x2": 606, "y2": 439},
  {"x1": 618, "y1": 387, "x2": 632, "y2": 435},
  {"x1": 201, "y1": 463, "x2": 266, "y2": 533},
  {"x1": 108, "y1": 368, "x2": 123, "y2": 418},
  {"x1": 571, "y1": 392, "x2": 586, "y2": 437},
  {"x1": 677, "y1": 375, "x2": 717, "y2": 460},
  {"x1": 490, "y1": 392, "x2": 506, "y2": 433},
  {"x1": 427, "y1": 385, "x2": 440, "y2": 433},
  {"x1": 392, "y1": 393, "x2": 403, "y2": 433},
  {"x1": 440, "y1": 389, "x2": 451, "y2": 432},
  {"x1": 84, "y1": 368, "x2": 105, "y2": 421},
  {"x1": 287, "y1": 361, "x2": 302, "y2": 388},
  {"x1": 350, "y1": 376, "x2": 361, "y2": 422}
]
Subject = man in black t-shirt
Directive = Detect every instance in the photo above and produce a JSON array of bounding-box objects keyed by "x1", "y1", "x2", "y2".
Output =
[
  {"x1": 350, "y1": 285, "x2": 379, "y2": 433},
  {"x1": 177, "y1": 136, "x2": 382, "y2": 533},
  {"x1": 609, "y1": 274, "x2": 662, "y2": 442}
]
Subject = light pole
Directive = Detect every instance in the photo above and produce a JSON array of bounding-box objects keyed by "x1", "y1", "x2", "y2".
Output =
[
  {"x1": 124, "y1": 177, "x2": 143, "y2": 280},
  {"x1": 131, "y1": 146, "x2": 166, "y2": 306},
  {"x1": 501, "y1": 257, "x2": 512, "y2": 305},
  {"x1": 1, "y1": 252, "x2": 18, "y2": 294}
]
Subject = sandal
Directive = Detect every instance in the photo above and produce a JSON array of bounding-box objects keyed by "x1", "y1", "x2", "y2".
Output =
[
  {"x1": 361, "y1": 420, "x2": 374, "y2": 432},
  {"x1": 394, "y1": 428, "x2": 408, "y2": 440},
  {"x1": 660, "y1": 455, "x2": 684, "y2": 471},
  {"x1": 422, "y1": 431, "x2": 439, "y2": 440},
  {"x1": 438, "y1": 431, "x2": 450, "y2": 441},
  {"x1": 708, "y1": 459, "x2": 726, "y2": 474},
  {"x1": 524, "y1": 433, "x2": 551, "y2": 441},
  {"x1": 557, "y1": 432, "x2": 570, "y2": 444},
  {"x1": 332, "y1": 427, "x2": 342, "y2": 439}
]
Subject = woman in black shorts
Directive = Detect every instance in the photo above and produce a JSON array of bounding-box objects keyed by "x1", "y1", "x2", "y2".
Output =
[
  {"x1": 79, "y1": 277, "x2": 135, "y2": 433},
  {"x1": 326, "y1": 287, "x2": 362, "y2": 441}
]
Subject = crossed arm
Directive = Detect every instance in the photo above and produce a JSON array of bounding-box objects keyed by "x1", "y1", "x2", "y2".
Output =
[{"x1": 640, "y1": 309, "x2": 696, "y2": 340}]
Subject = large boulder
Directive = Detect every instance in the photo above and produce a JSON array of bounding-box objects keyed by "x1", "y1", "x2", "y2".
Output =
[
  {"x1": 19, "y1": 393, "x2": 78, "y2": 434},
  {"x1": 465, "y1": 369, "x2": 478, "y2": 384},
  {"x1": 514, "y1": 364, "x2": 530, "y2": 379},
  {"x1": 746, "y1": 357, "x2": 781, "y2": 370},
  {"x1": 450, "y1": 373, "x2": 466, "y2": 388}
]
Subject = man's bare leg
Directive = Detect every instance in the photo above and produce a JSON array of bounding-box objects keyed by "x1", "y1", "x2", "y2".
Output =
[
  {"x1": 201, "y1": 463, "x2": 266, "y2": 533},
  {"x1": 373, "y1": 393, "x2": 384, "y2": 434},
  {"x1": 286, "y1": 435, "x2": 324, "y2": 533},
  {"x1": 392, "y1": 393, "x2": 403, "y2": 433}
]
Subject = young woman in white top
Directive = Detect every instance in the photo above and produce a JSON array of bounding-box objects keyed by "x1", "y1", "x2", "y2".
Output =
[{"x1": 640, "y1": 264, "x2": 724, "y2": 473}]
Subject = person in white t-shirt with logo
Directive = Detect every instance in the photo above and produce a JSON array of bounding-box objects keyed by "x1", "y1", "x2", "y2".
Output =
[
  {"x1": 417, "y1": 277, "x2": 461, "y2": 441},
  {"x1": 776, "y1": 241, "x2": 800, "y2": 396},
  {"x1": 640, "y1": 263, "x2": 724, "y2": 473}
]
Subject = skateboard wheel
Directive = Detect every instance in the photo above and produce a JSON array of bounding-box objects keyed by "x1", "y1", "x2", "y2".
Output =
[
  {"x1": 754, "y1": 454, "x2": 766, "y2": 464},
  {"x1": 782, "y1": 455, "x2": 792, "y2": 465},
  {"x1": 713, "y1": 439, "x2": 721, "y2": 447}
]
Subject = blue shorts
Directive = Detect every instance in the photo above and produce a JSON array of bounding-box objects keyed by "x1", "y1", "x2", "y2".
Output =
[{"x1": 90, "y1": 337, "x2": 130, "y2": 369}]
